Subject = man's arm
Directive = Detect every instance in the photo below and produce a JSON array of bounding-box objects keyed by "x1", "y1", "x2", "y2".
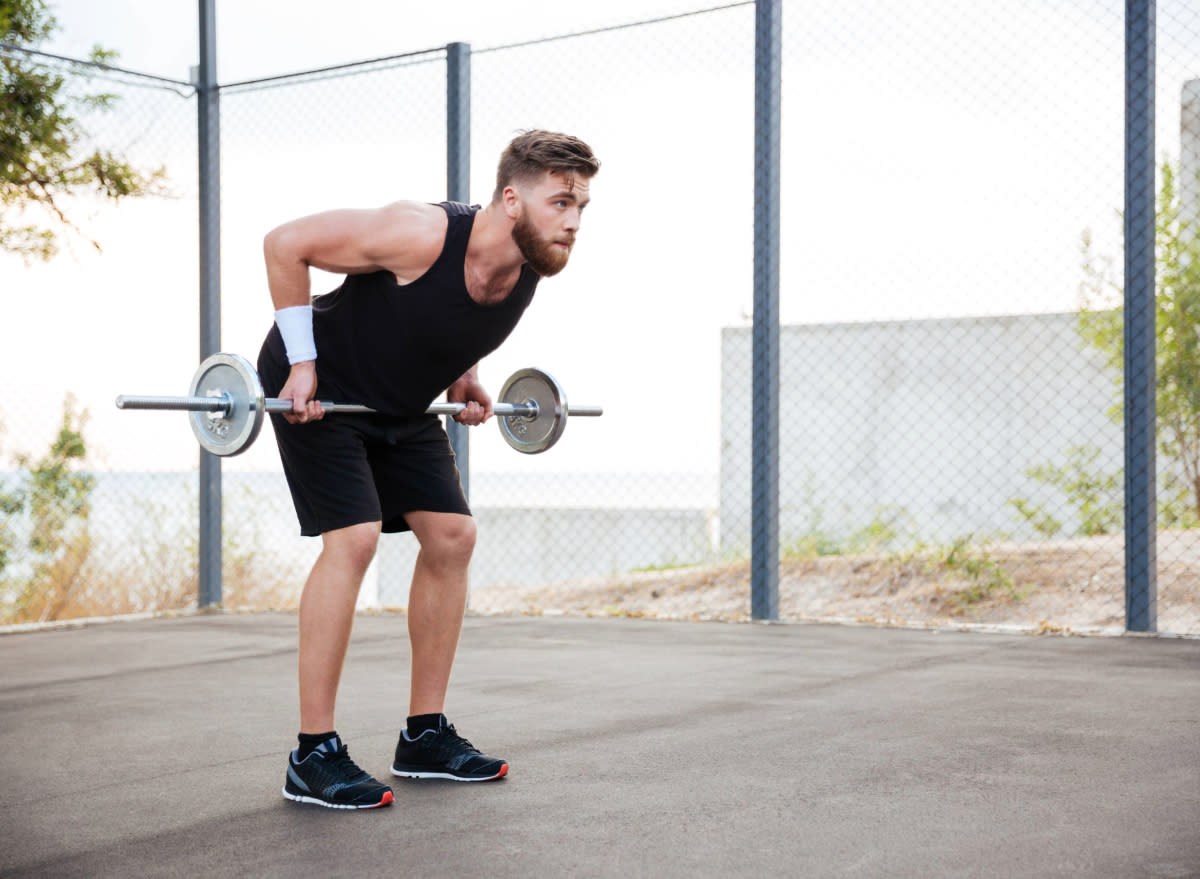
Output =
[
  {"x1": 446, "y1": 364, "x2": 492, "y2": 426},
  {"x1": 263, "y1": 201, "x2": 447, "y2": 423},
  {"x1": 263, "y1": 200, "x2": 447, "y2": 310}
]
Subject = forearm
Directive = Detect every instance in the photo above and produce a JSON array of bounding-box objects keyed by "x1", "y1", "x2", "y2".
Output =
[
  {"x1": 264, "y1": 229, "x2": 318, "y2": 364},
  {"x1": 446, "y1": 364, "x2": 485, "y2": 401}
]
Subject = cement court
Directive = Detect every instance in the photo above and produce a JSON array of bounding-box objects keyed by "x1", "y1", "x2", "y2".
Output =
[{"x1": 0, "y1": 612, "x2": 1197, "y2": 878}]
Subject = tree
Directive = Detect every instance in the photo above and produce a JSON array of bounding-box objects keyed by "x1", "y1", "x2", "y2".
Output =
[
  {"x1": 0, "y1": 396, "x2": 95, "y2": 623},
  {"x1": 1078, "y1": 157, "x2": 1200, "y2": 524},
  {"x1": 1, "y1": 0, "x2": 164, "y2": 261}
]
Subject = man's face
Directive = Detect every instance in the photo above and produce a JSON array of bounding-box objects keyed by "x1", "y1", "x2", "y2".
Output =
[{"x1": 510, "y1": 171, "x2": 591, "y2": 277}]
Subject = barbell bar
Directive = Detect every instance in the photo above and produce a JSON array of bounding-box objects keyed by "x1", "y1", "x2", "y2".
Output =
[{"x1": 115, "y1": 352, "x2": 602, "y2": 457}]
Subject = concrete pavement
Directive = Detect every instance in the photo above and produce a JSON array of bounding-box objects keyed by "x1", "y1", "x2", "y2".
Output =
[{"x1": 1, "y1": 612, "x2": 1197, "y2": 878}]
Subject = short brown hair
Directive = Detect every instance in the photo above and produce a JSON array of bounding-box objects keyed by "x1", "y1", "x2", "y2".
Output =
[{"x1": 492, "y1": 130, "x2": 600, "y2": 203}]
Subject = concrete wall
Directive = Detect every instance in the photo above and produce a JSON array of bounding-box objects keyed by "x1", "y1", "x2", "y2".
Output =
[
  {"x1": 720, "y1": 313, "x2": 1122, "y2": 552},
  {"x1": 377, "y1": 506, "x2": 716, "y2": 604}
]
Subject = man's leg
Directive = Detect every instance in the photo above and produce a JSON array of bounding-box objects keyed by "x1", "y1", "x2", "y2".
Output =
[
  {"x1": 284, "y1": 519, "x2": 394, "y2": 809},
  {"x1": 298, "y1": 520, "x2": 382, "y2": 733},
  {"x1": 402, "y1": 510, "x2": 476, "y2": 716},
  {"x1": 391, "y1": 510, "x2": 507, "y2": 781}
]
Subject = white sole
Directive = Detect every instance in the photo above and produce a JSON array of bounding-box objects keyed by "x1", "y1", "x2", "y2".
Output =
[
  {"x1": 282, "y1": 786, "x2": 392, "y2": 809},
  {"x1": 389, "y1": 765, "x2": 508, "y2": 782}
]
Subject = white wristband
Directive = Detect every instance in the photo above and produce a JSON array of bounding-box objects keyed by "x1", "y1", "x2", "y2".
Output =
[{"x1": 275, "y1": 305, "x2": 317, "y2": 364}]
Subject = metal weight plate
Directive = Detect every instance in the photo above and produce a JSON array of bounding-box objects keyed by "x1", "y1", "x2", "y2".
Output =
[
  {"x1": 187, "y1": 353, "x2": 265, "y2": 457},
  {"x1": 496, "y1": 367, "x2": 568, "y2": 454}
]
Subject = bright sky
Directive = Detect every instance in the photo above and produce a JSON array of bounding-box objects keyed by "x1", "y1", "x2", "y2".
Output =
[
  {"x1": 6, "y1": 0, "x2": 759, "y2": 476},
  {"x1": 42, "y1": 0, "x2": 720, "y2": 82},
  {"x1": 3, "y1": 1, "x2": 1197, "y2": 477}
]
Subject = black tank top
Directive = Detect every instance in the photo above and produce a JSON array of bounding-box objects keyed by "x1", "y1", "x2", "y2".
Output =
[{"x1": 263, "y1": 202, "x2": 539, "y2": 415}]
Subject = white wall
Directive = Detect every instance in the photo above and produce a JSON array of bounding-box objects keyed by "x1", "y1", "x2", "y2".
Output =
[
  {"x1": 720, "y1": 313, "x2": 1122, "y2": 551},
  {"x1": 377, "y1": 506, "x2": 716, "y2": 604}
]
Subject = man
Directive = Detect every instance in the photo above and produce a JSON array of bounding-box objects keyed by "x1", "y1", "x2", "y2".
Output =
[{"x1": 258, "y1": 130, "x2": 599, "y2": 810}]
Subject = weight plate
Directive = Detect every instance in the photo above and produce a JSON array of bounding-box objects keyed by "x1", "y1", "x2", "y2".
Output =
[
  {"x1": 187, "y1": 353, "x2": 265, "y2": 457},
  {"x1": 496, "y1": 367, "x2": 567, "y2": 454}
]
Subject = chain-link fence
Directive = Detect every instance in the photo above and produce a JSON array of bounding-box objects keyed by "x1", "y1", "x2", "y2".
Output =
[
  {"x1": 2, "y1": 1, "x2": 1198, "y2": 635},
  {"x1": 0, "y1": 48, "x2": 201, "y2": 621},
  {"x1": 743, "y1": 0, "x2": 1198, "y2": 635}
]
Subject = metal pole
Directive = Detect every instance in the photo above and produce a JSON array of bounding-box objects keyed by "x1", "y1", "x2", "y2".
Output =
[
  {"x1": 197, "y1": 0, "x2": 222, "y2": 608},
  {"x1": 446, "y1": 42, "x2": 471, "y2": 500},
  {"x1": 752, "y1": 0, "x2": 781, "y2": 621},
  {"x1": 1124, "y1": 0, "x2": 1156, "y2": 632}
]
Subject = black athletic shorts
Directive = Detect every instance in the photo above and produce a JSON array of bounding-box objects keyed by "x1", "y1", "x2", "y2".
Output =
[{"x1": 259, "y1": 348, "x2": 471, "y2": 537}]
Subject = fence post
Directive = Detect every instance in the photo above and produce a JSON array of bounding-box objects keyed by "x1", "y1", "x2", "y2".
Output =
[
  {"x1": 752, "y1": 0, "x2": 781, "y2": 621},
  {"x1": 1124, "y1": 0, "x2": 1156, "y2": 632},
  {"x1": 446, "y1": 42, "x2": 471, "y2": 499},
  {"x1": 197, "y1": 0, "x2": 222, "y2": 609}
]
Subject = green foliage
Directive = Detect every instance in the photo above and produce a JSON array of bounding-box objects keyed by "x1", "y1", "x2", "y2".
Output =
[
  {"x1": 1025, "y1": 446, "x2": 1122, "y2": 537},
  {"x1": 1017, "y1": 157, "x2": 1200, "y2": 537},
  {"x1": 0, "y1": 442, "x2": 21, "y2": 574},
  {"x1": 935, "y1": 535, "x2": 1019, "y2": 612},
  {"x1": 886, "y1": 535, "x2": 1023, "y2": 614},
  {"x1": 19, "y1": 401, "x2": 93, "y2": 554},
  {"x1": 1, "y1": 0, "x2": 165, "y2": 261},
  {"x1": 1007, "y1": 498, "x2": 1063, "y2": 538},
  {"x1": 0, "y1": 410, "x2": 300, "y2": 623},
  {"x1": 1078, "y1": 157, "x2": 1200, "y2": 522},
  {"x1": 782, "y1": 520, "x2": 844, "y2": 559},
  {"x1": 782, "y1": 504, "x2": 914, "y2": 559},
  {"x1": 0, "y1": 396, "x2": 95, "y2": 622}
]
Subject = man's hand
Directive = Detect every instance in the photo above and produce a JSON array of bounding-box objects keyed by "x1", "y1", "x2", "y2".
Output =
[
  {"x1": 278, "y1": 361, "x2": 325, "y2": 424},
  {"x1": 446, "y1": 371, "x2": 493, "y2": 426}
]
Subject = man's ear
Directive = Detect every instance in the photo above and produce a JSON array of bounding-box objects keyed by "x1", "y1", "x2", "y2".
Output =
[{"x1": 502, "y1": 185, "x2": 522, "y2": 219}]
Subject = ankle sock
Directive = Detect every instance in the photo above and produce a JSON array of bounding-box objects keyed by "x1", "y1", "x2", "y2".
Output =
[
  {"x1": 296, "y1": 730, "x2": 339, "y2": 761},
  {"x1": 406, "y1": 713, "x2": 446, "y2": 738}
]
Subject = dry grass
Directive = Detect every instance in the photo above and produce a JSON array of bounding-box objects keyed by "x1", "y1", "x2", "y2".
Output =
[
  {"x1": 9, "y1": 527, "x2": 1199, "y2": 636},
  {"x1": 1, "y1": 522, "x2": 300, "y2": 625},
  {"x1": 470, "y1": 531, "x2": 1200, "y2": 635}
]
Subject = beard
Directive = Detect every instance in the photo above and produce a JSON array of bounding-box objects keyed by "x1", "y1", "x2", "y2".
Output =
[{"x1": 512, "y1": 210, "x2": 573, "y2": 277}]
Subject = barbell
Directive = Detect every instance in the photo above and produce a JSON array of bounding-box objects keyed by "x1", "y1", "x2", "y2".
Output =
[{"x1": 115, "y1": 352, "x2": 602, "y2": 457}]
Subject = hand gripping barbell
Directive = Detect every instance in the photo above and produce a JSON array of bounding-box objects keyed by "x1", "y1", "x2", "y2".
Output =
[{"x1": 115, "y1": 352, "x2": 602, "y2": 457}]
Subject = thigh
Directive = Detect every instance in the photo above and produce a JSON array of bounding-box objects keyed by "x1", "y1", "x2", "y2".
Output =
[
  {"x1": 270, "y1": 413, "x2": 383, "y2": 537},
  {"x1": 259, "y1": 341, "x2": 383, "y2": 536},
  {"x1": 367, "y1": 416, "x2": 471, "y2": 534}
]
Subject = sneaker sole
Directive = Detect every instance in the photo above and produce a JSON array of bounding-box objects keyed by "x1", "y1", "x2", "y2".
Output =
[
  {"x1": 282, "y1": 787, "x2": 394, "y2": 809},
  {"x1": 390, "y1": 763, "x2": 508, "y2": 782}
]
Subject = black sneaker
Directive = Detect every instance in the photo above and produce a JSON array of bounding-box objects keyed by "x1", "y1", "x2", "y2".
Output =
[
  {"x1": 282, "y1": 736, "x2": 394, "y2": 809},
  {"x1": 391, "y1": 719, "x2": 508, "y2": 782}
]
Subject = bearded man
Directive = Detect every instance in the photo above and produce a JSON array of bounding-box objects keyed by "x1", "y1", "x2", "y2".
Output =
[{"x1": 258, "y1": 130, "x2": 599, "y2": 809}]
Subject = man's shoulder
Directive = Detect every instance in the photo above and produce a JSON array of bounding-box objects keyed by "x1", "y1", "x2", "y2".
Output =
[
  {"x1": 382, "y1": 200, "x2": 450, "y2": 232},
  {"x1": 373, "y1": 200, "x2": 451, "y2": 262}
]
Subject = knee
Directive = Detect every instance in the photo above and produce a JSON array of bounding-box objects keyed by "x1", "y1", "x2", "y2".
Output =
[
  {"x1": 420, "y1": 515, "x2": 477, "y2": 567},
  {"x1": 325, "y1": 522, "x2": 381, "y2": 572}
]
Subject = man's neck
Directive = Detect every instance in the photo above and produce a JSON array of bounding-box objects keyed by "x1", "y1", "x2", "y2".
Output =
[{"x1": 464, "y1": 203, "x2": 525, "y2": 303}]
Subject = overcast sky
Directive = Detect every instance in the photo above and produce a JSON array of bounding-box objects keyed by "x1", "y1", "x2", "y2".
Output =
[
  {"x1": 42, "y1": 0, "x2": 727, "y2": 82},
  {"x1": 6, "y1": 1, "x2": 1198, "y2": 475},
  {"x1": 8, "y1": 1, "x2": 757, "y2": 474}
]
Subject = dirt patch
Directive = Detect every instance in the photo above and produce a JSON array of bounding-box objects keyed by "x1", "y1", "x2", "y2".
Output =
[{"x1": 469, "y1": 532, "x2": 1200, "y2": 635}]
